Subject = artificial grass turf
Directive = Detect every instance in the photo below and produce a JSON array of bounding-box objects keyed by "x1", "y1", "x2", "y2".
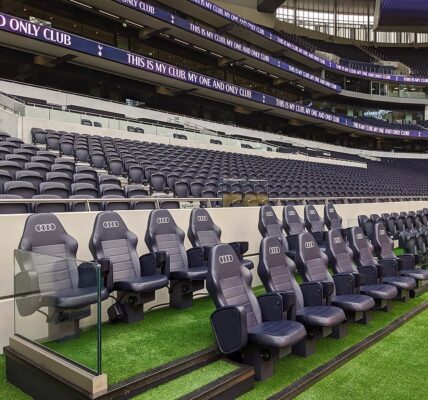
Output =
[
  {"x1": 296, "y1": 307, "x2": 428, "y2": 400},
  {"x1": 0, "y1": 355, "x2": 30, "y2": 400},
  {"x1": 238, "y1": 290, "x2": 428, "y2": 399},
  {"x1": 134, "y1": 360, "x2": 238, "y2": 400}
]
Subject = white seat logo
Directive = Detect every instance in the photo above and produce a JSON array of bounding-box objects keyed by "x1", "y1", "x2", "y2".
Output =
[
  {"x1": 35, "y1": 223, "x2": 56, "y2": 232},
  {"x1": 329, "y1": 208, "x2": 335, "y2": 212},
  {"x1": 379, "y1": 229, "x2": 386, "y2": 235},
  {"x1": 309, "y1": 209, "x2": 315, "y2": 214},
  {"x1": 333, "y1": 237, "x2": 342, "y2": 244},
  {"x1": 356, "y1": 233, "x2": 364, "y2": 240},
  {"x1": 304, "y1": 241, "x2": 315, "y2": 249},
  {"x1": 265, "y1": 211, "x2": 273, "y2": 217},
  {"x1": 197, "y1": 215, "x2": 208, "y2": 222},
  {"x1": 156, "y1": 217, "x2": 170, "y2": 224},
  {"x1": 269, "y1": 246, "x2": 280, "y2": 255},
  {"x1": 103, "y1": 221, "x2": 119, "y2": 229},
  {"x1": 219, "y1": 254, "x2": 234, "y2": 264},
  {"x1": 288, "y1": 211, "x2": 296, "y2": 216}
]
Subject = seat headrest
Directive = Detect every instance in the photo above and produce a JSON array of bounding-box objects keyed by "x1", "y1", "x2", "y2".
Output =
[
  {"x1": 305, "y1": 205, "x2": 320, "y2": 221},
  {"x1": 259, "y1": 205, "x2": 279, "y2": 226},
  {"x1": 297, "y1": 231, "x2": 320, "y2": 259},
  {"x1": 350, "y1": 226, "x2": 367, "y2": 248},
  {"x1": 209, "y1": 243, "x2": 241, "y2": 280},
  {"x1": 148, "y1": 209, "x2": 176, "y2": 234},
  {"x1": 375, "y1": 222, "x2": 389, "y2": 243},
  {"x1": 284, "y1": 205, "x2": 299, "y2": 222},
  {"x1": 92, "y1": 211, "x2": 129, "y2": 241},
  {"x1": 327, "y1": 229, "x2": 346, "y2": 254},
  {"x1": 19, "y1": 213, "x2": 69, "y2": 250},
  {"x1": 260, "y1": 236, "x2": 287, "y2": 267},
  {"x1": 190, "y1": 208, "x2": 215, "y2": 230}
]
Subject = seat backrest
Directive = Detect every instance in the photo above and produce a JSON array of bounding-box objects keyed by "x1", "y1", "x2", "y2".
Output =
[
  {"x1": 324, "y1": 204, "x2": 342, "y2": 230},
  {"x1": 304, "y1": 205, "x2": 325, "y2": 233},
  {"x1": 373, "y1": 222, "x2": 395, "y2": 259},
  {"x1": 258, "y1": 236, "x2": 304, "y2": 311},
  {"x1": 295, "y1": 232, "x2": 334, "y2": 290},
  {"x1": 358, "y1": 215, "x2": 368, "y2": 228},
  {"x1": 188, "y1": 208, "x2": 221, "y2": 248},
  {"x1": 145, "y1": 209, "x2": 188, "y2": 273},
  {"x1": 326, "y1": 229, "x2": 356, "y2": 274},
  {"x1": 18, "y1": 213, "x2": 78, "y2": 292},
  {"x1": 258, "y1": 205, "x2": 288, "y2": 249},
  {"x1": 0, "y1": 194, "x2": 27, "y2": 213},
  {"x1": 89, "y1": 211, "x2": 139, "y2": 283},
  {"x1": 207, "y1": 243, "x2": 261, "y2": 328},
  {"x1": 347, "y1": 226, "x2": 376, "y2": 267},
  {"x1": 4, "y1": 181, "x2": 37, "y2": 198},
  {"x1": 283, "y1": 205, "x2": 304, "y2": 235},
  {"x1": 39, "y1": 182, "x2": 69, "y2": 199}
]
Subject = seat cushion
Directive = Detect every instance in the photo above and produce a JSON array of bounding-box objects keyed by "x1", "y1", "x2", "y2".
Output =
[
  {"x1": 296, "y1": 306, "x2": 345, "y2": 327},
  {"x1": 360, "y1": 284, "x2": 398, "y2": 300},
  {"x1": 114, "y1": 274, "x2": 168, "y2": 293},
  {"x1": 45, "y1": 287, "x2": 109, "y2": 309},
  {"x1": 247, "y1": 320, "x2": 306, "y2": 348},
  {"x1": 400, "y1": 269, "x2": 428, "y2": 281},
  {"x1": 332, "y1": 294, "x2": 375, "y2": 312},
  {"x1": 169, "y1": 267, "x2": 207, "y2": 280},
  {"x1": 242, "y1": 258, "x2": 254, "y2": 270},
  {"x1": 382, "y1": 276, "x2": 417, "y2": 290}
]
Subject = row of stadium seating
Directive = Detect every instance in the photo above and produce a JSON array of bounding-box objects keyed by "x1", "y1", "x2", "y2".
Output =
[{"x1": 16, "y1": 204, "x2": 428, "y2": 381}]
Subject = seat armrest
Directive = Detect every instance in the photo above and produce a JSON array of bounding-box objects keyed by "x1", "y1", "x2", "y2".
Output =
[
  {"x1": 321, "y1": 280, "x2": 335, "y2": 299},
  {"x1": 211, "y1": 305, "x2": 248, "y2": 354},
  {"x1": 300, "y1": 282, "x2": 323, "y2": 307},
  {"x1": 271, "y1": 291, "x2": 296, "y2": 319},
  {"x1": 357, "y1": 265, "x2": 378, "y2": 285},
  {"x1": 353, "y1": 272, "x2": 363, "y2": 287},
  {"x1": 154, "y1": 251, "x2": 169, "y2": 276},
  {"x1": 377, "y1": 259, "x2": 398, "y2": 277},
  {"x1": 238, "y1": 241, "x2": 249, "y2": 255},
  {"x1": 187, "y1": 247, "x2": 204, "y2": 268},
  {"x1": 398, "y1": 254, "x2": 415, "y2": 270},
  {"x1": 257, "y1": 292, "x2": 284, "y2": 322},
  {"x1": 97, "y1": 258, "x2": 113, "y2": 292},
  {"x1": 78, "y1": 262, "x2": 100, "y2": 288},
  {"x1": 139, "y1": 253, "x2": 157, "y2": 276},
  {"x1": 332, "y1": 273, "x2": 355, "y2": 295},
  {"x1": 15, "y1": 270, "x2": 40, "y2": 316},
  {"x1": 202, "y1": 246, "x2": 213, "y2": 262},
  {"x1": 228, "y1": 242, "x2": 242, "y2": 259},
  {"x1": 286, "y1": 234, "x2": 298, "y2": 251}
]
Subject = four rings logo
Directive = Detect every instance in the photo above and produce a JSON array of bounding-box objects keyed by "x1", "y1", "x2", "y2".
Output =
[
  {"x1": 156, "y1": 217, "x2": 170, "y2": 224},
  {"x1": 268, "y1": 246, "x2": 280, "y2": 255},
  {"x1": 309, "y1": 209, "x2": 315, "y2": 214},
  {"x1": 288, "y1": 211, "x2": 296, "y2": 216},
  {"x1": 218, "y1": 254, "x2": 234, "y2": 264},
  {"x1": 103, "y1": 221, "x2": 119, "y2": 229},
  {"x1": 379, "y1": 229, "x2": 386, "y2": 235},
  {"x1": 304, "y1": 241, "x2": 315, "y2": 249},
  {"x1": 35, "y1": 223, "x2": 56, "y2": 233},
  {"x1": 265, "y1": 211, "x2": 273, "y2": 217},
  {"x1": 333, "y1": 237, "x2": 342, "y2": 244},
  {"x1": 356, "y1": 233, "x2": 364, "y2": 240},
  {"x1": 197, "y1": 215, "x2": 208, "y2": 222},
  {"x1": 329, "y1": 208, "x2": 335, "y2": 212}
]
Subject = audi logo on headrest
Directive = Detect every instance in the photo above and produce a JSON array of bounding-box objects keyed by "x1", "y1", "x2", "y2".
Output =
[
  {"x1": 219, "y1": 254, "x2": 234, "y2": 264},
  {"x1": 329, "y1": 208, "x2": 335, "y2": 212},
  {"x1": 309, "y1": 209, "x2": 315, "y2": 214},
  {"x1": 103, "y1": 221, "x2": 119, "y2": 229},
  {"x1": 35, "y1": 223, "x2": 56, "y2": 233},
  {"x1": 288, "y1": 210, "x2": 296, "y2": 216},
  {"x1": 268, "y1": 246, "x2": 280, "y2": 255},
  {"x1": 156, "y1": 217, "x2": 170, "y2": 224},
  {"x1": 304, "y1": 241, "x2": 315, "y2": 249},
  {"x1": 333, "y1": 237, "x2": 342, "y2": 244},
  {"x1": 356, "y1": 233, "x2": 364, "y2": 240},
  {"x1": 265, "y1": 211, "x2": 273, "y2": 217},
  {"x1": 379, "y1": 229, "x2": 386, "y2": 235},
  {"x1": 197, "y1": 215, "x2": 208, "y2": 222}
]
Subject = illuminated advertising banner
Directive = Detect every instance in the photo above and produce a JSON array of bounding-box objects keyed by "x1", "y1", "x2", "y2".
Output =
[
  {"x1": 0, "y1": 12, "x2": 425, "y2": 138},
  {"x1": 114, "y1": 0, "x2": 341, "y2": 92},
  {"x1": 189, "y1": 0, "x2": 428, "y2": 85}
]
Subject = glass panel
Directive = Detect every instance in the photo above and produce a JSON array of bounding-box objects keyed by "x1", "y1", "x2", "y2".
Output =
[{"x1": 14, "y1": 249, "x2": 102, "y2": 375}]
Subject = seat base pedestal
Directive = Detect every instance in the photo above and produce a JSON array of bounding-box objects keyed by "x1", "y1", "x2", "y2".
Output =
[
  {"x1": 331, "y1": 322, "x2": 348, "y2": 339},
  {"x1": 49, "y1": 306, "x2": 91, "y2": 342},
  {"x1": 242, "y1": 344, "x2": 273, "y2": 381},
  {"x1": 292, "y1": 336, "x2": 316, "y2": 358},
  {"x1": 395, "y1": 289, "x2": 410, "y2": 302},
  {"x1": 374, "y1": 298, "x2": 393, "y2": 312},
  {"x1": 110, "y1": 291, "x2": 156, "y2": 324},
  {"x1": 169, "y1": 280, "x2": 204, "y2": 309},
  {"x1": 347, "y1": 310, "x2": 373, "y2": 325}
]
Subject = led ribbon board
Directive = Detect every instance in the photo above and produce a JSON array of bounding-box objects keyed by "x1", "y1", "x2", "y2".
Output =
[
  {"x1": 0, "y1": 12, "x2": 426, "y2": 138},
  {"x1": 114, "y1": 0, "x2": 341, "y2": 92},
  {"x1": 189, "y1": 0, "x2": 428, "y2": 85}
]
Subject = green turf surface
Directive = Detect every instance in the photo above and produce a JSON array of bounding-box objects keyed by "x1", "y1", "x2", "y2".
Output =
[
  {"x1": 239, "y1": 290, "x2": 428, "y2": 399},
  {"x1": 134, "y1": 361, "x2": 238, "y2": 400},
  {"x1": 296, "y1": 307, "x2": 428, "y2": 400},
  {"x1": 394, "y1": 247, "x2": 404, "y2": 256},
  {"x1": 0, "y1": 355, "x2": 30, "y2": 400}
]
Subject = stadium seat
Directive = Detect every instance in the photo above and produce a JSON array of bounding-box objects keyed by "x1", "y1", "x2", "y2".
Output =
[
  {"x1": 188, "y1": 208, "x2": 253, "y2": 269},
  {"x1": 32, "y1": 195, "x2": 67, "y2": 213},
  {"x1": 304, "y1": 205, "x2": 327, "y2": 251},
  {"x1": 145, "y1": 209, "x2": 207, "y2": 309},
  {"x1": 348, "y1": 226, "x2": 417, "y2": 301},
  {"x1": 89, "y1": 211, "x2": 168, "y2": 323},
  {"x1": 207, "y1": 243, "x2": 306, "y2": 380},
  {"x1": 295, "y1": 231, "x2": 375, "y2": 323},
  {"x1": 259, "y1": 236, "x2": 347, "y2": 349},
  {"x1": 0, "y1": 194, "x2": 28, "y2": 214},
  {"x1": 283, "y1": 205, "x2": 305, "y2": 258},
  {"x1": 327, "y1": 229, "x2": 398, "y2": 311},
  {"x1": 16, "y1": 213, "x2": 108, "y2": 340}
]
